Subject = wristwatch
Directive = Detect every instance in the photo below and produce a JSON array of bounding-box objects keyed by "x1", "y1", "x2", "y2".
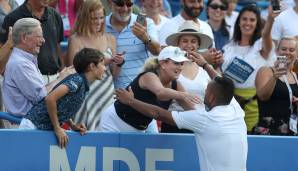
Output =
[{"x1": 144, "y1": 36, "x2": 152, "y2": 45}]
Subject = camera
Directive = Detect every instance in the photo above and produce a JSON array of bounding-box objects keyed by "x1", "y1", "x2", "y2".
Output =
[
  {"x1": 271, "y1": 0, "x2": 281, "y2": 13},
  {"x1": 277, "y1": 56, "x2": 287, "y2": 69}
]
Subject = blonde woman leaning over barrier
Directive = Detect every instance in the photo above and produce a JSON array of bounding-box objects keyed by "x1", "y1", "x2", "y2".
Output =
[{"x1": 98, "y1": 46, "x2": 200, "y2": 132}]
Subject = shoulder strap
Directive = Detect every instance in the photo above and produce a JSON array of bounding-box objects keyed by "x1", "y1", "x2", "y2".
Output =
[{"x1": 171, "y1": 80, "x2": 177, "y2": 90}]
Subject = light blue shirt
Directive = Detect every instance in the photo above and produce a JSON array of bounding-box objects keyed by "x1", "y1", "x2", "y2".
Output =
[
  {"x1": 2, "y1": 48, "x2": 47, "y2": 116},
  {"x1": 105, "y1": 13, "x2": 158, "y2": 88}
]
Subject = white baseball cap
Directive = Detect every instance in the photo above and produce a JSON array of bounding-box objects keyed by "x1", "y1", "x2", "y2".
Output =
[{"x1": 158, "y1": 46, "x2": 189, "y2": 62}]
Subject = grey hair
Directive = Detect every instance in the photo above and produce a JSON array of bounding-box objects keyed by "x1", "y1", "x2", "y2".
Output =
[{"x1": 12, "y1": 18, "x2": 41, "y2": 45}]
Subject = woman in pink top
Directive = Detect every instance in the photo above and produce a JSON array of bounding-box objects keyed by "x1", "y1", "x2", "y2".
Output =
[{"x1": 50, "y1": 0, "x2": 84, "y2": 38}]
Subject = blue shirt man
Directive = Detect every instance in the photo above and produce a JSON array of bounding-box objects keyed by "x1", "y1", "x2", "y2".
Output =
[
  {"x1": 2, "y1": 18, "x2": 47, "y2": 116},
  {"x1": 2, "y1": 47, "x2": 47, "y2": 116},
  {"x1": 106, "y1": 0, "x2": 160, "y2": 88}
]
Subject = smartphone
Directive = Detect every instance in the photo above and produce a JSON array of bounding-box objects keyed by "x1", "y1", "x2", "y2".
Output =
[
  {"x1": 117, "y1": 51, "x2": 126, "y2": 56},
  {"x1": 277, "y1": 56, "x2": 287, "y2": 69},
  {"x1": 136, "y1": 13, "x2": 146, "y2": 26},
  {"x1": 271, "y1": 0, "x2": 281, "y2": 13}
]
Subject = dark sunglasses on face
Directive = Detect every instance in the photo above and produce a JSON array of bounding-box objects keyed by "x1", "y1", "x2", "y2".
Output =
[
  {"x1": 208, "y1": 4, "x2": 227, "y2": 10},
  {"x1": 112, "y1": 0, "x2": 133, "y2": 7}
]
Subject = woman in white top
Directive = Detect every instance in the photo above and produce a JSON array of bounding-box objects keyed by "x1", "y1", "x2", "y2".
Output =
[
  {"x1": 162, "y1": 20, "x2": 221, "y2": 133},
  {"x1": 221, "y1": 5, "x2": 279, "y2": 132}
]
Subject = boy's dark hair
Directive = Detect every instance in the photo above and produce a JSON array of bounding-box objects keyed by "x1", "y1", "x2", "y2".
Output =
[
  {"x1": 73, "y1": 48, "x2": 104, "y2": 74},
  {"x1": 212, "y1": 76, "x2": 235, "y2": 105}
]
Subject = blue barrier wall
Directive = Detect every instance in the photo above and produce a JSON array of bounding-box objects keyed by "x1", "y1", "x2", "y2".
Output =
[{"x1": 0, "y1": 130, "x2": 297, "y2": 171}]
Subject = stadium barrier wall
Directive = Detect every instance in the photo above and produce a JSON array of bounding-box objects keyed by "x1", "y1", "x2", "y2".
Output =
[{"x1": 0, "y1": 130, "x2": 298, "y2": 171}]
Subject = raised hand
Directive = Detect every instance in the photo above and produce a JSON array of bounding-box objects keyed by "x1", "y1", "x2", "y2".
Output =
[
  {"x1": 187, "y1": 51, "x2": 207, "y2": 66},
  {"x1": 271, "y1": 60, "x2": 287, "y2": 78},
  {"x1": 131, "y1": 22, "x2": 150, "y2": 43}
]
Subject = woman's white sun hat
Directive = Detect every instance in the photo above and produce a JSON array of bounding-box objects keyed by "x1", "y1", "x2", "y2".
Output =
[{"x1": 166, "y1": 20, "x2": 213, "y2": 50}]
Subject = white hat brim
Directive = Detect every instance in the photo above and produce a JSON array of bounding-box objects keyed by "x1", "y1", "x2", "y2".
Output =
[
  {"x1": 171, "y1": 56, "x2": 189, "y2": 62},
  {"x1": 166, "y1": 32, "x2": 213, "y2": 50}
]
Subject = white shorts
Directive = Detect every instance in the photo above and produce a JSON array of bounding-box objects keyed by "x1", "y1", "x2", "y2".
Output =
[
  {"x1": 19, "y1": 118, "x2": 37, "y2": 129},
  {"x1": 97, "y1": 104, "x2": 144, "y2": 132}
]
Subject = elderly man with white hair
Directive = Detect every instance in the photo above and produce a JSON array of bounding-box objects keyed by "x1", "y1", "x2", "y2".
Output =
[{"x1": 2, "y1": 18, "x2": 48, "y2": 116}]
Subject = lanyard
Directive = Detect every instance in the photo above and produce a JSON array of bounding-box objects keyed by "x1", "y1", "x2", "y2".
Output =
[
  {"x1": 60, "y1": 0, "x2": 69, "y2": 17},
  {"x1": 283, "y1": 72, "x2": 298, "y2": 114},
  {"x1": 65, "y1": 0, "x2": 69, "y2": 15}
]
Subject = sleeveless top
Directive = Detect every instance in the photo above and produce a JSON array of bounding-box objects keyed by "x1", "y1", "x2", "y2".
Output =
[
  {"x1": 114, "y1": 71, "x2": 177, "y2": 130},
  {"x1": 258, "y1": 78, "x2": 298, "y2": 120},
  {"x1": 73, "y1": 34, "x2": 115, "y2": 130},
  {"x1": 256, "y1": 77, "x2": 298, "y2": 135}
]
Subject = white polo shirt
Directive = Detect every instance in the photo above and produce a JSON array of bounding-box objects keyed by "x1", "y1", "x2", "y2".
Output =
[
  {"x1": 272, "y1": 8, "x2": 298, "y2": 41},
  {"x1": 172, "y1": 98, "x2": 248, "y2": 171}
]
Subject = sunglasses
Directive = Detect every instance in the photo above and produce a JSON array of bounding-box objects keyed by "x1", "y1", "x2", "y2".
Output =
[
  {"x1": 208, "y1": 4, "x2": 227, "y2": 10},
  {"x1": 112, "y1": 0, "x2": 133, "y2": 7}
]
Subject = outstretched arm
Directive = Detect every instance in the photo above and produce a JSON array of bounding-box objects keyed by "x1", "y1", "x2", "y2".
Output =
[
  {"x1": 260, "y1": 6, "x2": 280, "y2": 59},
  {"x1": 115, "y1": 87, "x2": 177, "y2": 126},
  {"x1": 139, "y1": 72, "x2": 200, "y2": 105},
  {"x1": 45, "y1": 85, "x2": 70, "y2": 148}
]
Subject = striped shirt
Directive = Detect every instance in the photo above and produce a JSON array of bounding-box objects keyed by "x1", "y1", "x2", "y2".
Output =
[{"x1": 105, "y1": 13, "x2": 158, "y2": 88}]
